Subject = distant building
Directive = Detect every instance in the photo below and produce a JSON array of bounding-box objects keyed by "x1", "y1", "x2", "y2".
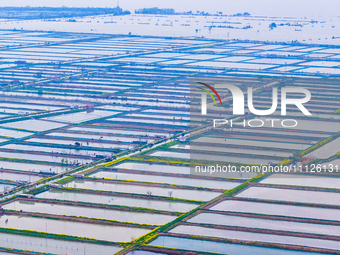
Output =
[{"x1": 15, "y1": 60, "x2": 26, "y2": 65}]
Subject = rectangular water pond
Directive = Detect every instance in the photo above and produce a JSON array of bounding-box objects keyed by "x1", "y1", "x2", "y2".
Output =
[
  {"x1": 173, "y1": 144, "x2": 292, "y2": 158},
  {"x1": 260, "y1": 174, "x2": 340, "y2": 189},
  {"x1": 236, "y1": 187, "x2": 340, "y2": 206},
  {"x1": 1, "y1": 144, "x2": 111, "y2": 158},
  {"x1": 0, "y1": 215, "x2": 150, "y2": 243},
  {"x1": 194, "y1": 137, "x2": 311, "y2": 151},
  {"x1": 169, "y1": 225, "x2": 340, "y2": 251},
  {"x1": 43, "y1": 110, "x2": 117, "y2": 124},
  {"x1": 27, "y1": 138, "x2": 133, "y2": 149},
  {"x1": 189, "y1": 213, "x2": 340, "y2": 236},
  {"x1": 0, "y1": 171, "x2": 41, "y2": 183},
  {"x1": 46, "y1": 132, "x2": 152, "y2": 143},
  {"x1": 90, "y1": 171, "x2": 240, "y2": 190},
  {"x1": 0, "y1": 151, "x2": 93, "y2": 165},
  {"x1": 3, "y1": 201, "x2": 176, "y2": 225},
  {"x1": 210, "y1": 200, "x2": 340, "y2": 222},
  {"x1": 0, "y1": 128, "x2": 33, "y2": 139},
  {"x1": 0, "y1": 183, "x2": 16, "y2": 192},
  {"x1": 0, "y1": 161, "x2": 71, "y2": 173},
  {"x1": 150, "y1": 236, "x2": 329, "y2": 255},
  {"x1": 35, "y1": 190, "x2": 198, "y2": 212},
  {"x1": 66, "y1": 180, "x2": 222, "y2": 201},
  {"x1": 0, "y1": 231, "x2": 122, "y2": 255},
  {"x1": 307, "y1": 136, "x2": 340, "y2": 159},
  {"x1": 114, "y1": 162, "x2": 191, "y2": 175},
  {"x1": 70, "y1": 126, "x2": 169, "y2": 137},
  {"x1": 0, "y1": 119, "x2": 67, "y2": 132},
  {"x1": 150, "y1": 151, "x2": 281, "y2": 165}
]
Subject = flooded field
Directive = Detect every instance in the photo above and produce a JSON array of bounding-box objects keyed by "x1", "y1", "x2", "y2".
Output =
[
  {"x1": 236, "y1": 186, "x2": 340, "y2": 206},
  {"x1": 172, "y1": 144, "x2": 292, "y2": 157},
  {"x1": 307, "y1": 137, "x2": 340, "y2": 159},
  {"x1": 188, "y1": 213, "x2": 340, "y2": 236},
  {"x1": 66, "y1": 180, "x2": 222, "y2": 201},
  {"x1": 36, "y1": 190, "x2": 198, "y2": 212},
  {"x1": 210, "y1": 200, "x2": 340, "y2": 222},
  {"x1": 46, "y1": 132, "x2": 150, "y2": 143},
  {"x1": 0, "y1": 183, "x2": 16, "y2": 192},
  {"x1": 0, "y1": 14, "x2": 339, "y2": 45},
  {"x1": 1, "y1": 144, "x2": 110, "y2": 157},
  {"x1": 0, "y1": 160, "x2": 71, "y2": 173},
  {"x1": 260, "y1": 174, "x2": 340, "y2": 189},
  {"x1": 114, "y1": 162, "x2": 191, "y2": 175},
  {"x1": 90, "y1": 171, "x2": 239, "y2": 190},
  {"x1": 169, "y1": 225, "x2": 340, "y2": 250},
  {"x1": 193, "y1": 137, "x2": 311, "y2": 151},
  {"x1": 26, "y1": 137, "x2": 133, "y2": 149},
  {"x1": 0, "y1": 128, "x2": 33, "y2": 138},
  {"x1": 0, "y1": 119, "x2": 67, "y2": 132},
  {"x1": 0, "y1": 16, "x2": 339, "y2": 255},
  {"x1": 0, "y1": 232, "x2": 122, "y2": 255},
  {"x1": 0, "y1": 171, "x2": 41, "y2": 183},
  {"x1": 150, "y1": 236, "x2": 328, "y2": 255},
  {"x1": 0, "y1": 215, "x2": 150, "y2": 242},
  {"x1": 43, "y1": 110, "x2": 117, "y2": 124},
  {"x1": 3, "y1": 201, "x2": 176, "y2": 225},
  {"x1": 150, "y1": 150, "x2": 281, "y2": 165},
  {"x1": 0, "y1": 151, "x2": 93, "y2": 164},
  {"x1": 69, "y1": 126, "x2": 169, "y2": 137}
]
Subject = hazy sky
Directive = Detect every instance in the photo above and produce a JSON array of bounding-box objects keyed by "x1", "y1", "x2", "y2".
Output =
[{"x1": 1, "y1": 0, "x2": 339, "y2": 17}]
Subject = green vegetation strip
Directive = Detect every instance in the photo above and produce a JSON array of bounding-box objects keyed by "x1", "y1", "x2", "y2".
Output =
[{"x1": 54, "y1": 176, "x2": 75, "y2": 185}]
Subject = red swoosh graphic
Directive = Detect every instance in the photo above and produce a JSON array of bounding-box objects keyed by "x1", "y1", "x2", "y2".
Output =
[{"x1": 198, "y1": 82, "x2": 223, "y2": 106}]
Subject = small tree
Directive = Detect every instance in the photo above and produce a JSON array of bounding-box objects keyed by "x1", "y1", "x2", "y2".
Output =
[
  {"x1": 269, "y1": 22, "x2": 277, "y2": 30},
  {"x1": 292, "y1": 151, "x2": 300, "y2": 160}
]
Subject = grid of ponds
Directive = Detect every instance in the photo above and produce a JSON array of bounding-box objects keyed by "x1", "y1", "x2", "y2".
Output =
[{"x1": 0, "y1": 29, "x2": 339, "y2": 255}]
